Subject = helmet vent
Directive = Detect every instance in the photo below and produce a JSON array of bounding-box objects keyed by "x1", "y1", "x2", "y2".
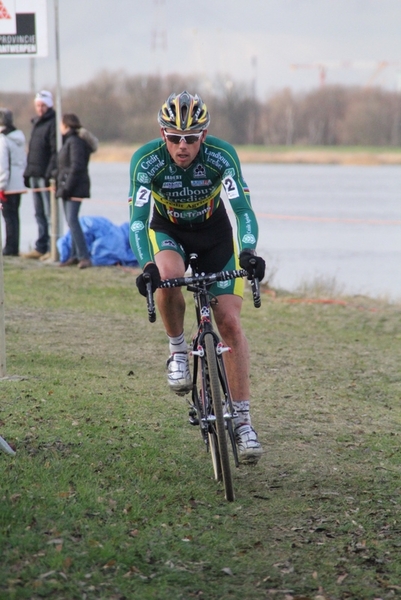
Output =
[{"x1": 158, "y1": 91, "x2": 210, "y2": 131}]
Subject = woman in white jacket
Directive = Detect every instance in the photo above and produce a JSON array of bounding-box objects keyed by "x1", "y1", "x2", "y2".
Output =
[{"x1": 0, "y1": 109, "x2": 27, "y2": 256}]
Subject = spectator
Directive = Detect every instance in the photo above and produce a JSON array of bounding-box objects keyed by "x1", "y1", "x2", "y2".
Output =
[
  {"x1": 56, "y1": 113, "x2": 98, "y2": 269},
  {"x1": 0, "y1": 108, "x2": 26, "y2": 256},
  {"x1": 22, "y1": 90, "x2": 57, "y2": 260}
]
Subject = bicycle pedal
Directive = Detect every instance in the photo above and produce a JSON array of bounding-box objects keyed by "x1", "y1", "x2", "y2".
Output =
[{"x1": 188, "y1": 408, "x2": 199, "y2": 426}]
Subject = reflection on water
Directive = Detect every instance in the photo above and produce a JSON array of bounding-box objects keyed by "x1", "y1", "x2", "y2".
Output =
[{"x1": 9, "y1": 162, "x2": 401, "y2": 301}]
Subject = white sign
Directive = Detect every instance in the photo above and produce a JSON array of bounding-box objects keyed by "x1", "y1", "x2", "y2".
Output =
[
  {"x1": 0, "y1": 0, "x2": 48, "y2": 57},
  {"x1": 0, "y1": 0, "x2": 17, "y2": 34}
]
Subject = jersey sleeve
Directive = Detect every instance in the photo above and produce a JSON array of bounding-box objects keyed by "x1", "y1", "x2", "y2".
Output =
[
  {"x1": 128, "y1": 147, "x2": 155, "y2": 268},
  {"x1": 219, "y1": 142, "x2": 259, "y2": 252}
]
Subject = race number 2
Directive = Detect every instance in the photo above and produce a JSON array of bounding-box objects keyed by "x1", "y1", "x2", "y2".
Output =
[{"x1": 223, "y1": 176, "x2": 239, "y2": 199}]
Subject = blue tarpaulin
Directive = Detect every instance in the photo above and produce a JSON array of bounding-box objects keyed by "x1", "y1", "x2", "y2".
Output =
[{"x1": 57, "y1": 216, "x2": 138, "y2": 266}]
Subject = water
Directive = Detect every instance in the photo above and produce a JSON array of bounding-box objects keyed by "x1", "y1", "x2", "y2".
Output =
[
  {"x1": 244, "y1": 164, "x2": 401, "y2": 300},
  {"x1": 5, "y1": 162, "x2": 401, "y2": 301}
]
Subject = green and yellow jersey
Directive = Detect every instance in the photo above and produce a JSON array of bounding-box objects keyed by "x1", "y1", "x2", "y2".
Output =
[{"x1": 128, "y1": 135, "x2": 258, "y2": 268}]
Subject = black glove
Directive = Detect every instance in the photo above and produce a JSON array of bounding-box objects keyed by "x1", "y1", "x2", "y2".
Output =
[
  {"x1": 239, "y1": 249, "x2": 266, "y2": 280},
  {"x1": 136, "y1": 263, "x2": 161, "y2": 297},
  {"x1": 61, "y1": 188, "x2": 71, "y2": 200},
  {"x1": 24, "y1": 176, "x2": 31, "y2": 188}
]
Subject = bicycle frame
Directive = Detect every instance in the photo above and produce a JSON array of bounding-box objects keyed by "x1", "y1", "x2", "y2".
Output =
[{"x1": 185, "y1": 254, "x2": 239, "y2": 464}]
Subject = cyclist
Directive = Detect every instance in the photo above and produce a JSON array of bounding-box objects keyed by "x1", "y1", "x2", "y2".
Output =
[{"x1": 129, "y1": 91, "x2": 265, "y2": 464}]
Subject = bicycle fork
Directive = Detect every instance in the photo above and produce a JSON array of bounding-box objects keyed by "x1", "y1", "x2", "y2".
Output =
[{"x1": 189, "y1": 340, "x2": 238, "y2": 439}]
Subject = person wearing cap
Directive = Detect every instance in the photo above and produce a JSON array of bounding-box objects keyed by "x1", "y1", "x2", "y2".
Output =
[
  {"x1": 0, "y1": 108, "x2": 26, "y2": 256},
  {"x1": 22, "y1": 90, "x2": 57, "y2": 260}
]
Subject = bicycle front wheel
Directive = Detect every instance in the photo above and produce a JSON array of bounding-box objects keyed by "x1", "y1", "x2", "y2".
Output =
[{"x1": 204, "y1": 332, "x2": 234, "y2": 502}]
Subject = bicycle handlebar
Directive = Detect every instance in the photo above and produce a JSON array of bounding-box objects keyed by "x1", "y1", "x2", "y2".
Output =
[
  {"x1": 158, "y1": 268, "x2": 248, "y2": 289},
  {"x1": 143, "y1": 273, "x2": 156, "y2": 322},
  {"x1": 144, "y1": 268, "x2": 261, "y2": 322}
]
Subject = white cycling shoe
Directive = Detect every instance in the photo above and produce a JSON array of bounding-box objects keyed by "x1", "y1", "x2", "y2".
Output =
[
  {"x1": 235, "y1": 424, "x2": 263, "y2": 464},
  {"x1": 166, "y1": 352, "x2": 192, "y2": 396}
]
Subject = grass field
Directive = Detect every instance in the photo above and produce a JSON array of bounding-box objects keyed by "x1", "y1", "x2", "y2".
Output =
[{"x1": 1, "y1": 259, "x2": 401, "y2": 600}]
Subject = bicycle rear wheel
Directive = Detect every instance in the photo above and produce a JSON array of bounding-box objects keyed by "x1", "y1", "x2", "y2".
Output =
[{"x1": 204, "y1": 332, "x2": 234, "y2": 502}]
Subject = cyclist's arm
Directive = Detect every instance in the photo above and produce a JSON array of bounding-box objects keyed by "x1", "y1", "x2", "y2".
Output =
[
  {"x1": 220, "y1": 144, "x2": 259, "y2": 252},
  {"x1": 128, "y1": 151, "x2": 155, "y2": 269},
  {"x1": 229, "y1": 189, "x2": 259, "y2": 253}
]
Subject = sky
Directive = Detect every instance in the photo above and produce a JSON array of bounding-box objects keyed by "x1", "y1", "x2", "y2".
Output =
[{"x1": 1, "y1": 0, "x2": 401, "y2": 99}]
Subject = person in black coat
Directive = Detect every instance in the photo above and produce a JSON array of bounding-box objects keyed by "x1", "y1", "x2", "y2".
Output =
[
  {"x1": 57, "y1": 113, "x2": 98, "y2": 269},
  {"x1": 23, "y1": 90, "x2": 57, "y2": 259}
]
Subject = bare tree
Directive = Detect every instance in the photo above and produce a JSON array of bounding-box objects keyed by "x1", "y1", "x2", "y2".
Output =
[{"x1": 1, "y1": 75, "x2": 399, "y2": 147}]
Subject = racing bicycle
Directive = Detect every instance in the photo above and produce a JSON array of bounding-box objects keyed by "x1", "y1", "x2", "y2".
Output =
[{"x1": 144, "y1": 253, "x2": 261, "y2": 502}]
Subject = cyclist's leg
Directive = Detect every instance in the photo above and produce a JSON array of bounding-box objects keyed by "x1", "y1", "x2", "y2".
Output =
[
  {"x1": 211, "y1": 255, "x2": 262, "y2": 463},
  {"x1": 207, "y1": 247, "x2": 249, "y2": 400},
  {"x1": 212, "y1": 294, "x2": 250, "y2": 400},
  {"x1": 150, "y1": 230, "x2": 187, "y2": 337},
  {"x1": 151, "y1": 231, "x2": 192, "y2": 394}
]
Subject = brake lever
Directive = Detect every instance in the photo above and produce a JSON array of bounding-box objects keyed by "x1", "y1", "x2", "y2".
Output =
[
  {"x1": 248, "y1": 258, "x2": 261, "y2": 308},
  {"x1": 143, "y1": 273, "x2": 156, "y2": 322}
]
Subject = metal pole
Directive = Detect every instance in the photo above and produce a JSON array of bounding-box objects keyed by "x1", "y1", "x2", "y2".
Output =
[
  {"x1": 0, "y1": 435, "x2": 16, "y2": 456},
  {"x1": 54, "y1": 0, "x2": 62, "y2": 153},
  {"x1": 50, "y1": 179, "x2": 59, "y2": 261},
  {"x1": 29, "y1": 57, "x2": 36, "y2": 95},
  {"x1": 0, "y1": 219, "x2": 6, "y2": 377},
  {"x1": 53, "y1": 0, "x2": 63, "y2": 247}
]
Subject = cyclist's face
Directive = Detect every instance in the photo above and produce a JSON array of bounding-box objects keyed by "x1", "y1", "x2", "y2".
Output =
[{"x1": 162, "y1": 128, "x2": 207, "y2": 169}]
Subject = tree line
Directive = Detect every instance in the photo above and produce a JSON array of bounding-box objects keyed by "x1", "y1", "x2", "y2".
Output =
[{"x1": 1, "y1": 71, "x2": 400, "y2": 147}]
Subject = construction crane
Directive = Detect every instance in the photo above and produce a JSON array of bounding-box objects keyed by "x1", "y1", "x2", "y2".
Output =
[
  {"x1": 290, "y1": 61, "x2": 401, "y2": 87},
  {"x1": 151, "y1": 0, "x2": 167, "y2": 52}
]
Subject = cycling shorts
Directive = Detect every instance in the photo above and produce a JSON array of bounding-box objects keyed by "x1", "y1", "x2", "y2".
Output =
[{"x1": 149, "y1": 203, "x2": 244, "y2": 298}]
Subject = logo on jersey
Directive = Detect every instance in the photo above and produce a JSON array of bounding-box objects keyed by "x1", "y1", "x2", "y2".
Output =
[
  {"x1": 162, "y1": 181, "x2": 182, "y2": 189},
  {"x1": 131, "y1": 221, "x2": 145, "y2": 232},
  {"x1": 222, "y1": 176, "x2": 239, "y2": 199},
  {"x1": 138, "y1": 172, "x2": 151, "y2": 184},
  {"x1": 141, "y1": 155, "x2": 165, "y2": 177},
  {"x1": 191, "y1": 179, "x2": 212, "y2": 187},
  {"x1": 242, "y1": 234, "x2": 256, "y2": 244},
  {"x1": 193, "y1": 163, "x2": 207, "y2": 178},
  {"x1": 223, "y1": 168, "x2": 235, "y2": 178},
  {"x1": 204, "y1": 148, "x2": 230, "y2": 169},
  {"x1": 161, "y1": 239, "x2": 178, "y2": 249},
  {"x1": 135, "y1": 186, "x2": 151, "y2": 207},
  {"x1": 169, "y1": 165, "x2": 177, "y2": 175},
  {"x1": 217, "y1": 280, "x2": 231, "y2": 289},
  {"x1": 167, "y1": 206, "x2": 211, "y2": 219}
]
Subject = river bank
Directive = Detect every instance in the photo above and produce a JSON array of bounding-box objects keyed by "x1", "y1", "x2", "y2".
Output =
[{"x1": 92, "y1": 143, "x2": 401, "y2": 165}]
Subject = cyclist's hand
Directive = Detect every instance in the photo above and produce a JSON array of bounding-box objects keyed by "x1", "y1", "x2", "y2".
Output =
[
  {"x1": 0, "y1": 190, "x2": 7, "y2": 203},
  {"x1": 239, "y1": 249, "x2": 265, "y2": 280},
  {"x1": 136, "y1": 263, "x2": 161, "y2": 296}
]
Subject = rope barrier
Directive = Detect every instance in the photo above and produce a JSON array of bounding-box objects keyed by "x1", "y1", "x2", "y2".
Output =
[
  {"x1": 5, "y1": 190, "x2": 400, "y2": 225},
  {"x1": 256, "y1": 212, "x2": 401, "y2": 226}
]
